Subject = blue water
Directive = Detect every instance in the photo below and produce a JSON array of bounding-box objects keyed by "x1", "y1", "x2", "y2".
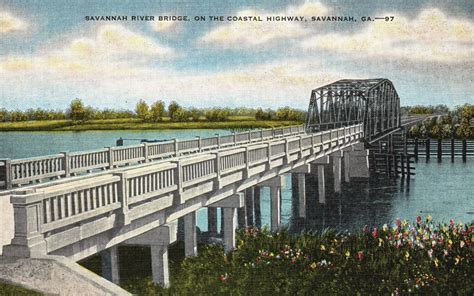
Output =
[{"x1": 0, "y1": 131, "x2": 472, "y2": 231}]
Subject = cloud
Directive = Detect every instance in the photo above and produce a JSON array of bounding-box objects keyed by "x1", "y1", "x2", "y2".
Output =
[
  {"x1": 0, "y1": 24, "x2": 174, "y2": 77},
  {"x1": 201, "y1": 1, "x2": 329, "y2": 48},
  {"x1": 301, "y1": 8, "x2": 474, "y2": 63},
  {"x1": 0, "y1": 11, "x2": 28, "y2": 33},
  {"x1": 151, "y1": 19, "x2": 181, "y2": 34}
]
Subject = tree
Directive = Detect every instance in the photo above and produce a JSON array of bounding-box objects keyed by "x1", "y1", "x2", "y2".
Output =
[
  {"x1": 189, "y1": 108, "x2": 201, "y2": 122},
  {"x1": 135, "y1": 100, "x2": 150, "y2": 121},
  {"x1": 168, "y1": 101, "x2": 181, "y2": 120},
  {"x1": 68, "y1": 98, "x2": 88, "y2": 122},
  {"x1": 150, "y1": 100, "x2": 165, "y2": 122}
]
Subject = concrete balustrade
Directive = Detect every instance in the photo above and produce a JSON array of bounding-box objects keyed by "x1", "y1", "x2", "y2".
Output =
[
  {"x1": 0, "y1": 125, "x2": 305, "y2": 190},
  {"x1": 1, "y1": 124, "x2": 364, "y2": 268}
]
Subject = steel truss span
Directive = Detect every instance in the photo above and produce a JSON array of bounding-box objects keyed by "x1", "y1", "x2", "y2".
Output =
[{"x1": 305, "y1": 78, "x2": 401, "y2": 140}]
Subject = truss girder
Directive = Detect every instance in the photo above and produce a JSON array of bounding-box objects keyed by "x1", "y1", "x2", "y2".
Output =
[{"x1": 305, "y1": 78, "x2": 400, "y2": 140}]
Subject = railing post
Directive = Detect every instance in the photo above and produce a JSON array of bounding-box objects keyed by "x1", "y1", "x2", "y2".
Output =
[
  {"x1": 244, "y1": 147, "x2": 249, "y2": 179},
  {"x1": 271, "y1": 127, "x2": 275, "y2": 138},
  {"x1": 3, "y1": 190, "x2": 47, "y2": 257},
  {"x1": 143, "y1": 143, "x2": 149, "y2": 162},
  {"x1": 213, "y1": 152, "x2": 221, "y2": 190},
  {"x1": 172, "y1": 160, "x2": 184, "y2": 204},
  {"x1": 61, "y1": 152, "x2": 70, "y2": 177},
  {"x1": 107, "y1": 147, "x2": 114, "y2": 169},
  {"x1": 232, "y1": 132, "x2": 236, "y2": 145},
  {"x1": 173, "y1": 138, "x2": 179, "y2": 157},
  {"x1": 260, "y1": 128, "x2": 264, "y2": 141},
  {"x1": 114, "y1": 172, "x2": 130, "y2": 226},
  {"x1": 196, "y1": 136, "x2": 201, "y2": 152},
  {"x1": 1, "y1": 159, "x2": 12, "y2": 190},
  {"x1": 284, "y1": 138, "x2": 290, "y2": 164},
  {"x1": 248, "y1": 130, "x2": 251, "y2": 143},
  {"x1": 267, "y1": 142, "x2": 272, "y2": 168},
  {"x1": 215, "y1": 134, "x2": 220, "y2": 149}
]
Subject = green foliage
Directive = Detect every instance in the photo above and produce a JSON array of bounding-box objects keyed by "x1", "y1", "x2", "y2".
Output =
[
  {"x1": 168, "y1": 101, "x2": 180, "y2": 120},
  {"x1": 150, "y1": 100, "x2": 165, "y2": 122},
  {"x1": 159, "y1": 218, "x2": 474, "y2": 295},
  {"x1": 188, "y1": 108, "x2": 201, "y2": 122},
  {"x1": 135, "y1": 99, "x2": 150, "y2": 121},
  {"x1": 67, "y1": 98, "x2": 93, "y2": 123},
  {"x1": 275, "y1": 107, "x2": 306, "y2": 122},
  {"x1": 255, "y1": 108, "x2": 275, "y2": 120},
  {"x1": 204, "y1": 108, "x2": 229, "y2": 122}
]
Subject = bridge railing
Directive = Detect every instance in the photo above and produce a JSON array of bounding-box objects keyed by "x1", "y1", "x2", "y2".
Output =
[
  {"x1": 4, "y1": 123, "x2": 363, "y2": 255},
  {"x1": 0, "y1": 125, "x2": 305, "y2": 190}
]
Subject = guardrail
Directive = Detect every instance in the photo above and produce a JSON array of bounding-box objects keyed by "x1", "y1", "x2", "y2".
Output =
[
  {"x1": 0, "y1": 125, "x2": 305, "y2": 190},
  {"x1": 3, "y1": 124, "x2": 363, "y2": 256}
]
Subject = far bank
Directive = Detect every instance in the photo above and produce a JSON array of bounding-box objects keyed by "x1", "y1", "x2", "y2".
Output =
[{"x1": 0, "y1": 117, "x2": 302, "y2": 132}]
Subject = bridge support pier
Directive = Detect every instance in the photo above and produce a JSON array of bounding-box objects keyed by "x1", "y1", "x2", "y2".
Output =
[
  {"x1": 184, "y1": 212, "x2": 197, "y2": 257},
  {"x1": 207, "y1": 193, "x2": 244, "y2": 253},
  {"x1": 123, "y1": 222, "x2": 177, "y2": 288},
  {"x1": 343, "y1": 150, "x2": 350, "y2": 183},
  {"x1": 260, "y1": 176, "x2": 285, "y2": 231},
  {"x1": 347, "y1": 143, "x2": 369, "y2": 178},
  {"x1": 331, "y1": 152, "x2": 343, "y2": 193},
  {"x1": 207, "y1": 208, "x2": 218, "y2": 236},
  {"x1": 254, "y1": 187, "x2": 261, "y2": 228},
  {"x1": 101, "y1": 246, "x2": 120, "y2": 285},
  {"x1": 313, "y1": 156, "x2": 329, "y2": 204},
  {"x1": 291, "y1": 164, "x2": 311, "y2": 218},
  {"x1": 245, "y1": 187, "x2": 254, "y2": 226}
]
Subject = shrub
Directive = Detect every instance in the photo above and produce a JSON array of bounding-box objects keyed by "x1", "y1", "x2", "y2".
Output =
[
  {"x1": 135, "y1": 100, "x2": 150, "y2": 121},
  {"x1": 150, "y1": 100, "x2": 165, "y2": 122}
]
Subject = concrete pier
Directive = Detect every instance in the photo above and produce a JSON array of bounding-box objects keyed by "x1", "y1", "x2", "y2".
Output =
[
  {"x1": 101, "y1": 246, "x2": 120, "y2": 285},
  {"x1": 207, "y1": 193, "x2": 244, "y2": 253},
  {"x1": 260, "y1": 176, "x2": 285, "y2": 231},
  {"x1": 151, "y1": 245, "x2": 169, "y2": 287},
  {"x1": 291, "y1": 164, "x2": 310, "y2": 218},
  {"x1": 331, "y1": 152, "x2": 343, "y2": 193},
  {"x1": 184, "y1": 212, "x2": 197, "y2": 257},
  {"x1": 348, "y1": 143, "x2": 370, "y2": 178}
]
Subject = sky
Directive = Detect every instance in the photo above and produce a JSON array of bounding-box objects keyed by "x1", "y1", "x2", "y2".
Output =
[{"x1": 0, "y1": 0, "x2": 473, "y2": 111}]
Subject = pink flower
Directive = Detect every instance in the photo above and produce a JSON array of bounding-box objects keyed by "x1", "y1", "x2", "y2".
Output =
[
  {"x1": 450, "y1": 219, "x2": 455, "y2": 227},
  {"x1": 396, "y1": 219, "x2": 402, "y2": 228},
  {"x1": 357, "y1": 251, "x2": 364, "y2": 261},
  {"x1": 372, "y1": 228, "x2": 379, "y2": 238},
  {"x1": 416, "y1": 216, "x2": 422, "y2": 224},
  {"x1": 219, "y1": 274, "x2": 227, "y2": 283}
]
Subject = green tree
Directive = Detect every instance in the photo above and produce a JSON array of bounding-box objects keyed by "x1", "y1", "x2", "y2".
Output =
[
  {"x1": 68, "y1": 98, "x2": 88, "y2": 122},
  {"x1": 150, "y1": 100, "x2": 165, "y2": 122},
  {"x1": 168, "y1": 101, "x2": 181, "y2": 120},
  {"x1": 135, "y1": 100, "x2": 150, "y2": 121},
  {"x1": 189, "y1": 108, "x2": 201, "y2": 122}
]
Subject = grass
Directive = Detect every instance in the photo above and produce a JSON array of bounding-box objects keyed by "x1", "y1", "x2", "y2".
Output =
[
  {"x1": 0, "y1": 282, "x2": 42, "y2": 295},
  {"x1": 0, "y1": 117, "x2": 302, "y2": 132}
]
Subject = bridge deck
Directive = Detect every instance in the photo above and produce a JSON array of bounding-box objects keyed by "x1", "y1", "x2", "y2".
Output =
[{"x1": 2, "y1": 124, "x2": 364, "y2": 260}]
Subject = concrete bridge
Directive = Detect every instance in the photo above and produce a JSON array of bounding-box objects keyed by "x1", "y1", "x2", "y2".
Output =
[{"x1": 0, "y1": 79, "x2": 425, "y2": 294}]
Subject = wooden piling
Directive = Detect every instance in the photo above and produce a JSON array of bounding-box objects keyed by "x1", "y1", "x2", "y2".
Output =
[
  {"x1": 451, "y1": 137, "x2": 455, "y2": 162},
  {"x1": 400, "y1": 154, "x2": 406, "y2": 179},
  {"x1": 437, "y1": 138, "x2": 442, "y2": 161},
  {"x1": 414, "y1": 138, "x2": 419, "y2": 161},
  {"x1": 462, "y1": 139, "x2": 467, "y2": 162},
  {"x1": 426, "y1": 139, "x2": 430, "y2": 160}
]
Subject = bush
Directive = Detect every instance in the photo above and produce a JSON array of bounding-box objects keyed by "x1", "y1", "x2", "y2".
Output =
[
  {"x1": 205, "y1": 108, "x2": 229, "y2": 122},
  {"x1": 255, "y1": 108, "x2": 275, "y2": 120},
  {"x1": 163, "y1": 217, "x2": 473, "y2": 295}
]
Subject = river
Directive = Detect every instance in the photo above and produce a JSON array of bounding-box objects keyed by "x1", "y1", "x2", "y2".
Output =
[{"x1": 0, "y1": 130, "x2": 472, "y2": 233}]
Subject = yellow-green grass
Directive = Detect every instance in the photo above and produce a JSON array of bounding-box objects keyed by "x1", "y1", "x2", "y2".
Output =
[
  {"x1": 0, "y1": 117, "x2": 302, "y2": 132},
  {"x1": 0, "y1": 282, "x2": 42, "y2": 295}
]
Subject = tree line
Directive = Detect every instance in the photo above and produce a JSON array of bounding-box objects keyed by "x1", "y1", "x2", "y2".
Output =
[
  {"x1": 0, "y1": 99, "x2": 307, "y2": 123},
  {"x1": 409, "y1": 104, "x2": 473, "y2": 139}
]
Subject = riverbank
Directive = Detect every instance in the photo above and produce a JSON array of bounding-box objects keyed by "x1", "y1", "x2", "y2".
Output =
[
  {"x1": 122, "y1": 218, "x2": 472, "y2": 295},
  {"x1": 0, "y1": 117, "x2": 301, "y2": 132}
]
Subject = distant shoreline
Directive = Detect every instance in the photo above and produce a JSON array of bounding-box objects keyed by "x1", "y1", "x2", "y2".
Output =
[{"x1": 0, "y1": 117, "x2": 302, "y2": 132}]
